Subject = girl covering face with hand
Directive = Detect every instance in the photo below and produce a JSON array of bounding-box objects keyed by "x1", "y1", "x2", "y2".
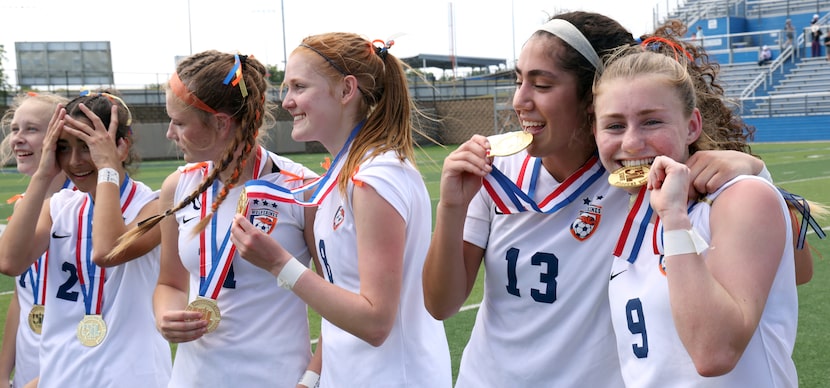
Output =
[
  {"x1": 0, "y1": 91, "x2": 171, "y2": 387},
  {"x1": 0, "y1": 92, "x2": 69, "y2": 388}
]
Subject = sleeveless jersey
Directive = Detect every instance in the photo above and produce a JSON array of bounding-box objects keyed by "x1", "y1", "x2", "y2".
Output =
[
  {"x1": 10, "y1": 179, "x2": 73, "y2": 387},
  {"x1": 314, "y1": 151, "x2": 452, "y2": 387},
  {"x1": 13, "y1": 267, "x2": 40, "y2": 387},
  {"x1": 456, "y1": 151, "x2": 628, "y2": 387},
  {"x1": 38, "y1": 181, "x2": 171, "y2": 388},
  {"x1": 608, "y1": 175, "x2": 797, "y2": 387},
  {"x1": 168, "y1": 152, "x2": 318, "y2": 387}
]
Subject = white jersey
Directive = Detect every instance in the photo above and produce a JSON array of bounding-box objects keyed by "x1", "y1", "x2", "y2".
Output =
[
  {"x1": 10, "y1": 179, "x2": 73, "y2": 387},
  {"x1": 609, "y1": 176, "x2": 797, "y2": 387},
  {"x1": 13, "y1": 268, "x2": 40, "y2": 387},
  {"x1": 456, "y1": 152, "x2": 628, "y2": 387},
  {"x1": 38, "y1": 180, "x2": 171, "y2": 388},
  {"x1": 314, "y1": 151, "x2": 452, "y2": 387},
  {"x1": 168, "y1": 152, "x2": 318, "y2": 387}
]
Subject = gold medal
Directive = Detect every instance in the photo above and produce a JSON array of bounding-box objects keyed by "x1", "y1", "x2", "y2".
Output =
[
  {"x1": 608, "y1": 165, "x2": 650, "y2": 188},
  {"x1": 28, "y1": 305, "x2": 45, "y2": 334},
  {"x1": 186, "y1": 297, "x2": 221, "y2": 333},
  {"x1": 486, "y1": 131, "x2": 533, "y2": 157},
  {"x1": 77, "y1": 314, "x2": 107, "y2": 347},
  {"x1": 236, "y1": 187, "x2": 248, "y2": 215}
]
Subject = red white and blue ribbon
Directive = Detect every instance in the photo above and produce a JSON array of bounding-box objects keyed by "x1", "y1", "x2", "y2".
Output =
[
  {"x1": 198, "y1": 178, "x2": 237, "y2": 300},
  {"x1": 197, "y1": 147, "x2": 269, "y2": 300},
  {"x1": 25, "y1": 254, "x2": 48, "y2": 307},
  {"x1": 613, "y1": 186, "x2": 654, "y2": 263},
  {"x1": 75, "y1": 177, "x2": 136, "y2": 315},
  {"x1": 482, "y1": 154, "x2": 606, "y2": 215},
  {"x1": 242, "y1": 121, "x2": 363, "y2": 208}
]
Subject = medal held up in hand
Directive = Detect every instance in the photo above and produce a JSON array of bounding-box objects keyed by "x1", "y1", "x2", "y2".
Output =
[
  {"x1": 236, "y1": 187, "x2": 248, "y2": 215},
  {"x1": 186, "y1": 297, "x2": 222, "y2": 333},
  {"x1": 486, "y1": 131, "x2": 533, "y2": 157},
  {"x1": 608, "y1": 165, "x2": 650, "y2": 188}
]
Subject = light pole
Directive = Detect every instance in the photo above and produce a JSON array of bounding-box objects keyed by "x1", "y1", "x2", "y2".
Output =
[
  {"x1": 187, "y1": 0, "x2": 193, "y2": 54},
  {"x1": 281, "y1": 0, "x2": 287, "y2": 70}
]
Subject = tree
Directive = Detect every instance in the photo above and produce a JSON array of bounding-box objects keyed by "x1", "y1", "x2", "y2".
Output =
[
  {"x1": 266, "y1": 65, "x2": 284, "y2": 86},
  {"x1": 0, "y1": 44, "x2": 10, "y2": 101}
]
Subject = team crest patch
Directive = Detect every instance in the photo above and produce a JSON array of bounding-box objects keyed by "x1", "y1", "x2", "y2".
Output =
[
  {"x1": 571, "y1": 205, "x2": 601, "y2": 241},
  {"x1": 659, "y1": 255, "x2": 667, "y2": 276},
  {"x1": 332, "y1": 206, "x2": 345, "y2": 231},
  {"x1": 249, "y1": 207, "x2": 279, "y2": 235}
]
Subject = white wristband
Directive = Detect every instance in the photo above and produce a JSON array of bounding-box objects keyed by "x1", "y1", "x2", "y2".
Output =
[
  {"x1": 663, "y1": 229, "x2": 709, "y2": 256},
  {"x1": 277, "y1": 257, "x2": 308, "y2": 290},
  {"x1": 297, "y1": 370, "x2": 320, "y2": 388},
  {"x1": 97, "y1": 168, "x2": 119, "y2": 186}
]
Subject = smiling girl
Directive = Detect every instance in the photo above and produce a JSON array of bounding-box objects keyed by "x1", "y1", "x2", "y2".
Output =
[
  {"x1": 0, "y1": 91, "x2": 171, "y2": 387},
  {"x1": 593, "y1": 46, "x2": 799, "y2": 386}
]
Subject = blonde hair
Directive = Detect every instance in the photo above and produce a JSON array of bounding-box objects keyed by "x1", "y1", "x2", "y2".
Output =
[
  {"x1": 596, "y1": 39, "x2": 829, "y2": 234},
  {"x1": 595, "y1": 35, "x2": 752, "y2": 155},
  {"x1": 1, "y1": 92, "x2": 69, "y2": 167}
]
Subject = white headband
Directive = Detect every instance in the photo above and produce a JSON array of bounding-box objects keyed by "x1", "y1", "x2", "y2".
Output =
[{"x1": 537, "y1": 19, "x2": 603, "y2": 72}]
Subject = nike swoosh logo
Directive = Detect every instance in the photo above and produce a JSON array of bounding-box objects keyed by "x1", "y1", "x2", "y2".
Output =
[
  {"x1": 51, "y1": 231, "x2": 71, "y2": 239},
  {"x1": 494, "y1": 206, "x2": 506, "y2": 215},
  {"x1": 610, "y1": 270, "x2": 627, "y2": 281},
  {"x1": 183, "y1": 216, "x2": 198, "y2": 224}
]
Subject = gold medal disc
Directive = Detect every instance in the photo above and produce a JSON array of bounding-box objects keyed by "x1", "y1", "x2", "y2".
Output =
[
  {"x1": 608, "y1": 165, "x2": 650, "y2": 188},
  {"x1": 186, "y1": 297, "x2": 222, "y2": 333},
  {"x1": 236, "y1": 188, "x2": 248, "y2": 215},
  {"x1": 486, "y1": 131, "x2": 533, "y2": 157},
  {"x1": 77, "y1": 314, "x2": 107, "y2": 347},
  {"x1": 28, "y1": 305, "x2": 45, "y2": 334}
]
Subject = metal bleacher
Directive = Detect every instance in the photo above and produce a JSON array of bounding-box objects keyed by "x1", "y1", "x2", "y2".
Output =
[
  {"x1": 751, "y1": 57, "x2": 830, "y2": 116},
  {"x1": 665, "y1": 0, "x2": 830, "y2": 140},
  {"x1": 718, "y1": 62, "x2": 768, "y2": 99}
]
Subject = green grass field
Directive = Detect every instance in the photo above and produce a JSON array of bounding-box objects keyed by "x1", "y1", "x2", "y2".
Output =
[{"x1": 0, "y1": 141, "x2": 828, "y2": 385}]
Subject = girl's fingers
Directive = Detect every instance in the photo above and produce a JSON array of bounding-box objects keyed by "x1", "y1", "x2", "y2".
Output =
[
  {"x1": 107, "y1": 105, "x2": 120, "y2": 138},
  {"x1": 76, "y1": 103, "x2": 106, "y2": 132}
]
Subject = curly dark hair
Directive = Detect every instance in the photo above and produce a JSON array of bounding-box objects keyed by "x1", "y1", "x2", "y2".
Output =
[{"x1": 643, "y1": 20, "x2": 756, "y2": 155}]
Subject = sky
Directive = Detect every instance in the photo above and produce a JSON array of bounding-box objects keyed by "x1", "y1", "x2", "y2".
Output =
[{"x1": 1, "y1": 0, "x2": 671, "y2": 88}]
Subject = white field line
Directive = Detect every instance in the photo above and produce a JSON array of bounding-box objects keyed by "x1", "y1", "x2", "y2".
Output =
[{"x1": 776, "y1": 175, "x2": 830, "y2": 185}]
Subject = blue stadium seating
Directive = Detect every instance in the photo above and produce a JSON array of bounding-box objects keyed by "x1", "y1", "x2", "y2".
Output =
[{"x1": 666, "y1": 0, "x2": 830, "y2": 141}]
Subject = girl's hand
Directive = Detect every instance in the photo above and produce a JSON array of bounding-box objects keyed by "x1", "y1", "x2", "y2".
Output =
[
  {"x1": 62, "y1": 104, "x2": 124, "y2": 170},
  {"x1": 439, "y1": 135, "x2": 492, "y2": 209},
  {"x1": 648, "y1": 155, "x2": 693, "y2": 227},
  {"x1": 155, "y1": 309, "x2": 208, "y2": 343},
  {"x1": 230, "y1": 214, "x2": 291, "y2": 277},
  {"x1": 686, "y1": 150, "x2": 763, "y2": 195},
  {"x1": 35, "y1": 104, "x2": 67, "y2": 180}
]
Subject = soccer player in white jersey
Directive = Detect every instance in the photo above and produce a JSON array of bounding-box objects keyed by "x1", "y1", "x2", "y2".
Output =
[
  {"x1": 0, "y1": 92, "x2": 68, "y2": 388},
  {"x1": 421, "y1": 12, "x2": 767, "y2": 387},
  {"x1": 111, "y1": 50, "x2": 322, "y2": 387},
  {"x1": 0, "y1": 91, "x2": 171, "y2": 387},
  {"x1": 593, "y1": 42, "x2": 803, "y2": 386},
  {"x1": 229, "y1": 33, "x2": 452, "y2": 387}
]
